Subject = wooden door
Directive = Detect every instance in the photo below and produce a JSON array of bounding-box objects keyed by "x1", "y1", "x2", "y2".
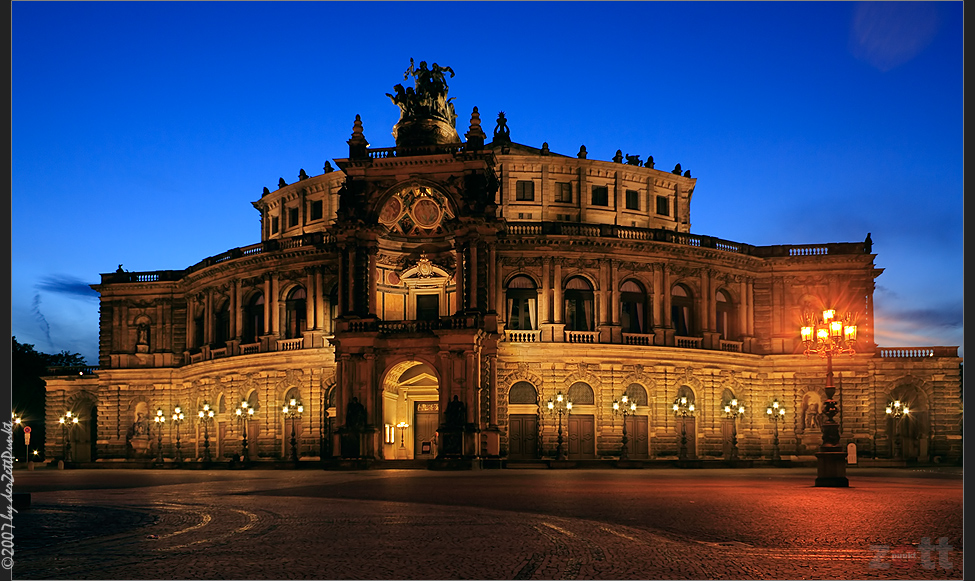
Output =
[
  {"x1": 508, "y1": 414, "x2": 539, "y2": 459},
  {"x1": 675, "y1": 417, "x2": 697, "y2": 459},
  {"x1": 567, "y1": 415, "x2": 595, "y2": 459},
  {"x1": 625, "y1": 415, "x2": 649, "y2": 459}
]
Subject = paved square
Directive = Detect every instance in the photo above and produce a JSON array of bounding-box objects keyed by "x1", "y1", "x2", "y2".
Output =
[{"x1": 11, "y1": 467, "x2": 963, "y2": 579}]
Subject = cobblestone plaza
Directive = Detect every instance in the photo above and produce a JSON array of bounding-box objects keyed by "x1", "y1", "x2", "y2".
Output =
[{"x1": 12, "y1": 467, "x2": 963, "y2": 579}]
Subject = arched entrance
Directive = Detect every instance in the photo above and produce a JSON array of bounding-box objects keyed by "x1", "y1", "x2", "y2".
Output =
[
  {"x1": 381, "y1": 360, "x2": 440, "y2": 460},
  {"x1": 507, "y1": 381, "x2": 540, "y2": 459},
  {"x1": 886, "y1": 383, "x2": 930, "y2": 461},
  {"x1": 67, "y1": 394, "x2": 98, "y2": 462}
]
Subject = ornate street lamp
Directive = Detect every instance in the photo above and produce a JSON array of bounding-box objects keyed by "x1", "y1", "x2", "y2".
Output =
[
  {"x1": 673, "y1": 396, "x2": 695, "y2": 460},
  {"x1": 723, "y1": 398, "x2": 745, "y2": 461},
  {"x1": 766, "y1": 399, "x2": 786, "y2": 461},
  {"x1": 198, "y1": 402, "x2": 215, "y2": 463},
  {"x1": 283, "y1": 398, "x2": 304, "y2": 464},
  {"x1": 885, "y1": 400, "x2": 909, "y2": 459},
  {"x1": 58, "y1": 410, "x2": 80, "y2": 463},
  {"x1": 235, "y1": 401, "x2": 254, "y2": 464},
  {"x1": 171, "y1": 406, "x2": 185, "y2": 464},
  {"x1": 612, "y1": 394, "x2": 637, "y2": 460},
  {"x1": 801, "y1": 308, "x2": 857, "y2": 487},
  {"x1": 153, "y1": 408, "x2": 166, "y2": 463},
  {"x1": 546, "y1": 392, "x2": 573, "y2": 461}
]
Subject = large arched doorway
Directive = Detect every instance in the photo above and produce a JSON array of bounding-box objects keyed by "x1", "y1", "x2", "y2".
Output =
[
  {"x1": 507, "y1": 381, "x2": 540, "y2": 459},
  {"x1": 566, "y1": 382, "x2": 596, "y2": 459},
  {"x1": 381, "y1": 360, "x2": 440, "y2": 460},
  {"x1": 886, "y1": 383, "x2": 930, "y2": 461},
  {"x1": 67, "y1": 395, "x2": 98, "y2": 463},
  {"x1": 623, "y1": 383, "x2": 649, "y2": 459}
]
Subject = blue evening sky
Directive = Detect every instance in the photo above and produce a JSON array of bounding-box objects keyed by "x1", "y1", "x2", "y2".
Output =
[{"x1": 11, "y1": 2, "x2": 963, "y2": 364}]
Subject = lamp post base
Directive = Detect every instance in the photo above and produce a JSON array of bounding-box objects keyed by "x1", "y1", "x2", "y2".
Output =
[{"x1": 814, "y1": 449, "x2": 849, "y2": 487}]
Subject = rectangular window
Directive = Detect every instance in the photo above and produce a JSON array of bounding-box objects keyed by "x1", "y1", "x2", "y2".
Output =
[
  {"x1": 516, "y1": 180, "x2": 535, "y2": 201},
  {"x1": 591, "y1": 185, "x2": 609, "y2": 206},
  {"x1": 271, "y1": 216, "x2": 279, "y2": 234},
  {"x1": 288, "y1": 207, "x2": 299, "y2": 228},
  {"x1": 626, "y1": 189, "x2": 640, "y2": 210},
  {"x1": 310, "y1": 200, "x2": 323, "y2": 221},
  {"x1": 555, "y1": 182, "x2": 572, "y2": 203},
  {"x1": 656, "y1": 195, "x2": 670, "y2": 216},
  {"x1": 416, "y1": 295, "x2": 440, "y2": 322}
]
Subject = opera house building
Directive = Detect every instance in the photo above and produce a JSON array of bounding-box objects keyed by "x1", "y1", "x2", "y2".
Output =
[{"x1": 43, "y1": 63, "x2": 962, "y2": 470}]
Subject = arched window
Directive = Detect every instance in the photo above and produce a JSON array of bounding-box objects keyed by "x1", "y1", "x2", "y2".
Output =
[
  {"x1": 193, "y1": 306, "x2": 205, "y2": 348},
  {"x1": 214, "y1": 300, "x2": 231, "y2": 345},
  {"x1": 564, "y1": 277, "x2": 595, "y2": 332},
  {"x1": 508, "y1": 381, "x2": 538, "y2": 404},
  {"x1": 285, "y1": 287, "x2": 307, "y2": 339},
  {"x1": 624, "y1": 383, "x2": 648, "y2": 406},
  {"x1": 620, "y1": 279, "x2": 648, "y2": 334},
  {"x1": 671, "y1": 284, "x2": 695, "y2": 337},
  {"x1": 715, "y1": 289, "x2": 736, "y2": 340},
  {"x1": 567, "y1": 382, "x2": 595, "y2": 405},
  {"x1": 243, "y1": 293, "x2": 264, "y2": 344},
  {"x1": 506, "y1": 276, "x2": 538, "y2": 330}
]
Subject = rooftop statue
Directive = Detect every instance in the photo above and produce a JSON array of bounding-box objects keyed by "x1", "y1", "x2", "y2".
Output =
[{"x1": 386, "y1": 58, "x2": 461, "y2": 147}]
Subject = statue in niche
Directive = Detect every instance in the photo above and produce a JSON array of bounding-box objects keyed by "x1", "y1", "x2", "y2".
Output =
[
  {"x1": 345, "y1": 397, "x2": 367, "y2": 431},
  {"x1": 445, "y1": 395, "x2": 466, "y2": 427},
  {"x1": 801, "y1": 393, "x2": 823, "y2": 429},
  {"x1": 136, "y1": 323, "x2": 149, "y2": 346}
]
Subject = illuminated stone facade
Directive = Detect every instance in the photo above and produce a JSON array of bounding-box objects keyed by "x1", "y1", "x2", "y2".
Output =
[{"x1": 43, "y1": 67, "x2": 962, "y2": 466}]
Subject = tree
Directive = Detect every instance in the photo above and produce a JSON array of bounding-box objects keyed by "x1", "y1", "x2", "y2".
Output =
[{"x1": 11, "y1": 337, "x2": 87, "y2": 461}]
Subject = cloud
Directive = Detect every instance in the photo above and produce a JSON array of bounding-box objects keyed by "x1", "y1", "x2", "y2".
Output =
[
  {"x1": 874, "y1": 303, "x2": 963, "y2": 330},
  {"x1": 35, "y1": 274, "x2": 99, "y2": 300},
  {"x1": 849, "y1": 2, "x2": 939, "y2": 72},
  {"x1": 31, "y1": 293, "x2": 54, "y2": 351}
]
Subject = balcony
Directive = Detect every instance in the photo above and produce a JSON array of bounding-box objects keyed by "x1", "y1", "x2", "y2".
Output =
[
  {"x1": 565, "y1": 330, "x2": 599, "y2": 344},
  {"x1": 504, "y1": 329, "x2": 541, "y2": 343},
  {"x1": 675, "y1": 336, "x2": 704, "y2": 349},
  {"x1": 622, "y1": 332, "x2": 654, "y2": 346}
]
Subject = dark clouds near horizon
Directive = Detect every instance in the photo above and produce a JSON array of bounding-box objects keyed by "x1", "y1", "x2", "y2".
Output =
[{"x1": 35, "y1": 275, "x2": 99, "y2": 299}]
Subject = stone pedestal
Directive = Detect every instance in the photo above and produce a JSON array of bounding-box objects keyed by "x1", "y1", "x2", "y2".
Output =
[{"x1": 815, "y1": 449, "x2": 849, "y2": 487}]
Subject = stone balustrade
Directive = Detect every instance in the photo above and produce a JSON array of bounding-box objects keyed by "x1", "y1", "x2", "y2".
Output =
[{"x1": 565, "y1": 330, "x2": 599, "y2": 344}]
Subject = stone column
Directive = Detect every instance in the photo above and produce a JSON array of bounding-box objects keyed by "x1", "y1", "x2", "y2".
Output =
[
  {"x1": 232, "y1": 279, "x2": 241, "y2": 340},
  {"x1": 468, "y1": 242, "x2": 478, "y2": 310},
  {"x1": 455, "y1": 242, "x2": 466, "y2": 313},
  {"x1": 306, "y1": 268, "x2": 316, "y2": 330},
  {"x1": 368, "y1": 246, "x2": 379, "y2": 317},
  {"x1": 541, "y1": 257, "x2": 551, "y2": 323},
  {"x1": 553, "y1": 260, "x2": 563, "y2": 323}
]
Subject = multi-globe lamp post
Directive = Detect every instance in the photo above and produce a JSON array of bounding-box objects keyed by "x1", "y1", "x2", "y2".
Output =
[
  {"x1": 235, "y1": 401, "x2": 254, "y2": 464},
  {"x1": 171, "y1": 406, "x2": 185, "y2": 464},
  {"x1": 885, "y1": 400, "x2": 909, "y2": 459},
  {"x1": 766, "y1": 399, "x2": 786, "y2": 461},
  {"x1": 58, "y1": 410, "x2": 79, "y2": 463},
  {"x1": 800, "y1": 308, "x2": 857, "y2": 487},
  {"x1": 612, "y1": 394, "x2": 637, "y2": 460},
  {"x1": 153, "y1": 408, "x2": 166, "y2": 463},
  {"x1": 282, "y1": 398, "x2": 304, "y2": 464},
  {"x1": 673, "y1": 396, "x2": 695, "y2": 460},
  {"x1": 198, "y1": 402, "x2": 214, "y2": 463},
  {"x1": 547, "y1": 392, "x2": 572, "y2": 460},
  {"x1": 723, "y1": 398, "x2": 745, "y2": 461}
]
